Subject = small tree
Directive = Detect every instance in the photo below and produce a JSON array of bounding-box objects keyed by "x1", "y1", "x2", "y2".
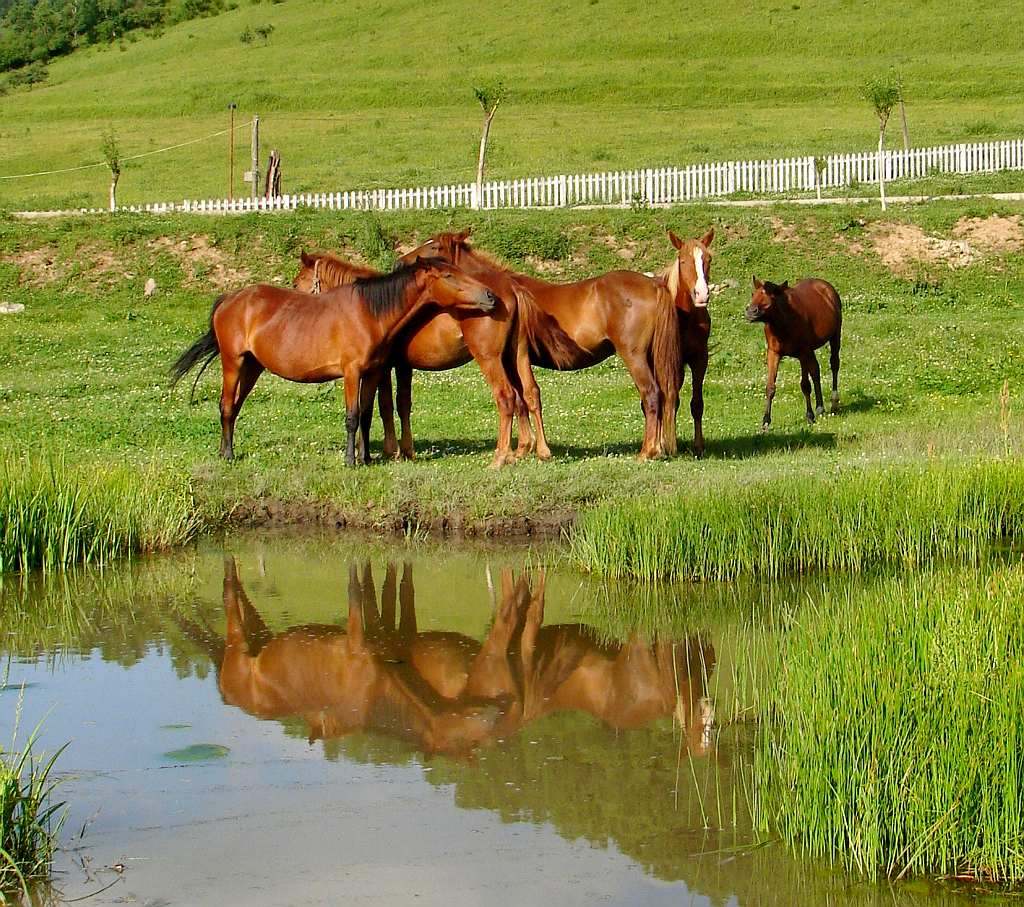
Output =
[
  {"x1": 101, "y1": 128, "x2": 121, "y2": 212},
  {"x1": 862, "y1": 72, "x2": 901, "y2": 211},
  {"x1": 472, "y1": 79, "x2": 504, "y2": 209}
]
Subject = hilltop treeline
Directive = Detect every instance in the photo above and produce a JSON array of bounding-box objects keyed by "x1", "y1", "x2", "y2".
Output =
[{"x1": 0, "y1": 0, "x2": 234, "y2": 75}]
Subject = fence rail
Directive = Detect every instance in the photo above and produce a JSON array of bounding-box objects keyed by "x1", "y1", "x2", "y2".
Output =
[{"x1": 34, "y1": 137, "x2": 1024, "y2": 217}]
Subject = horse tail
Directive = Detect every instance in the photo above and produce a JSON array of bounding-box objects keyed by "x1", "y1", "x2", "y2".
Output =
[
  {"x1": 512, "y1": 281, "x2": 578, "y2": 369},
  {"x1": 652, "y1": 282, "x2": 682, "y2": 456},
  {"x1": 170, "y1": 292, "x2": 229, "y2": 403}
]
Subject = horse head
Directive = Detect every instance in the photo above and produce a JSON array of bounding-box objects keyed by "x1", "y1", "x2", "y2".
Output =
[
  {"x1": 413, "y1": 257, "x2": 498, "y2": 314},
  {"x1": 395, "y1": 228, "x2": 472, "y2": 268},
  {"x1": 746, "y1": 276, "x2": 790, "y2": 323},
  {"x1": 665, "y1": 227, "x2": 714, "y2": 312}
]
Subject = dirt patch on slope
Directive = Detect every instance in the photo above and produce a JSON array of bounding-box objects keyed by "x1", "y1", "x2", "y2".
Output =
[
  {"x1": 148, "y1": 235, "x2": 253, "y2": 289},
  {"x1": 6, "y1": 245, "x2": 67, "y2": 286},
  {"x1": 950, "y1": 214, "x2": 1023, "y2": 254},
  {"x1": 866, "y1": 223, "x2": 981, "y2": 274}
]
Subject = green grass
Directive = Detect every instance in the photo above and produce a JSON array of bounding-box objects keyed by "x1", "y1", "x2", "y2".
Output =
[
  {"x1": 0, "y1": 200, "x2": 1022, "y2": 571},
  {"x1": 752, "y1": 565, "x2": 1024, "y2": 882},
  {"x1": 0, "y1": 0, "x2": 1022, "y2": 210},
  {"x1": 570, "y1": 460, "x2": 1024, "y2": 580},
  {"x1": 0, "y1": 690, "x2": 67, "y2": 900},
  {"x1": 0, "y1": 454, "x2": 200, "y2": 573}
]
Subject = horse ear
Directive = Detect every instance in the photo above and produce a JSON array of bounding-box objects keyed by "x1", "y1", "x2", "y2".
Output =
[
  {"x1": 457, "y1": 228, "x2": 472, "y2": 242},
  {"x1": 752, "y1": 275, "x2": 763, "y2": 289},
  {"x1": 300, "y1": 250, "x2": 313, "y2": 266},
  {"x1": 700, "y1": 227, "x2": 715, "y2": 247},
  {"x1": 668, "y1": 230, "x2": 683, "y2": 250},
  {"x1": 779, "y1": 281, "x2": 790, "y2": 291}
]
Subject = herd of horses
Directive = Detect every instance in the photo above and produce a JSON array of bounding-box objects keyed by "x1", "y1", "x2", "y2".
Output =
[
  {"x1": 177, "y1": 559, "x2": 716, "y2": 758},
  {"x1": 171, "y1": 227, "x2": 843, "y2": 467}
]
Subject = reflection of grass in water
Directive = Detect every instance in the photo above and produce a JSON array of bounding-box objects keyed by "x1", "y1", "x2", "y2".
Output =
[
  {"x1": 0, "y1": 552, "x2": 202, "y2": 667},
  {"x1": 0, "y1": 686, "x2": 67, "y2": 901},
  {"x1": 0, "y1": 454, "x2": 200, "y2": 574},
  {"x1": 585, "y1": 563, "x2": 1024, "y2": 883},
  {"x1": 571, "y1": 461, "x2": 1024, "y2": 581}
]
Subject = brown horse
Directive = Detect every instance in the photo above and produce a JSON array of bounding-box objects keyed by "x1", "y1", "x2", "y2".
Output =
[
  {"x1": 660, "y1": 228, "x2": 714, "y2": 458},
  {"x1": 746, "y1": 277, "x2": 842, "y2": 430},
  {"x1": 184, "y1": 559, "x2": 716, "y2": 759},
  {"x1": 170, "y1": 258, "x2": 498, "y2": 466},
  {"x1": 398, "y1": 230, "x2": 681, "y2": 461},
  {"x1": 294, "y1": 249, "x2": 536, "y2": 468}
]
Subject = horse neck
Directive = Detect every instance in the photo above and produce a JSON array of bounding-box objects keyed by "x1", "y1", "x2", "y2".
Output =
[
  {"x1": 765, "y1": 292, "x2": 797, "y2": 330},
  {"x1": 372, "y1": 285, "x2": 436, "y2": 343}
]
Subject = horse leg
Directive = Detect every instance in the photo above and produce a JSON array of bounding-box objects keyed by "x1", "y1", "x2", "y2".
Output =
[
  {"x1": 219, "y1": 353, "x2": 263, "y2": 460},
  {"x1": 395, "y1": 362, "x2": 416, "y2": 460},
  {"x1": 516, "y1": 337, "x2": 552, "y2": 461},
  {"x1": 798, "y1": 355, "x2": 815, "y2": 424},
  {"x1": 621, "y1": 350, "x2": 664, "y2": 461},
  {"x1": 343, "y1": 368, "x2": 361, "y2": 467},
  {"x1": 761, "y1": 348, "x2": 780, "y2": 433},
  {"x1": 690, "y1": 353, "x2": 708, "y2": 459},
  {"x1": 358, "y1": 373, "x2": 380, "y2": 465},
  {"x1": 661, "y1": 372, "x2": 680, "y2": 458},
  {"x1": 477, "y1": 356, "x2": 517, "y2": 469},
  {"x1": 378, "y1": 368, "x2": 399, "y2": 460},
  {"x1": 829, "y1": 334, "x2": 841, "y2": 414},
  {"x1": 807, "y1": 350, "x2": 825, "y2": 417}
]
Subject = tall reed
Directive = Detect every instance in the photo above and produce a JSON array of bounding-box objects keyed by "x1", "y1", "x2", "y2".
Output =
[
  {"x1": 0, "y1": 455, "x2": 201, "y2": 574},
  {"x1": 753, "y1": 567, "x2": 1024, "y2": 882},
  {"x1": 570, "y1": 461, "x2": 1024, "y2": 581},
  {"x1": 1, "y1": 692, "x2": 67, "y2": 900}
]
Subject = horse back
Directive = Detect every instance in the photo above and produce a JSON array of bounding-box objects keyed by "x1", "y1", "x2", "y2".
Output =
[{"x1": 788, "y1": 278, "x2": 841, "y2": 344}]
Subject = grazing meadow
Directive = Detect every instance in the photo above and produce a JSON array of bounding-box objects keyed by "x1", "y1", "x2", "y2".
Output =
[{"x1": 0, "y1": 0, "x2": 1023, "y2": 210}]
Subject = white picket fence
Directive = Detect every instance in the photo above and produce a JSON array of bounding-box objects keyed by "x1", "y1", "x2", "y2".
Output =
[{"x1": 53, "y1": 137, "x2": 1024, "y2": 217}]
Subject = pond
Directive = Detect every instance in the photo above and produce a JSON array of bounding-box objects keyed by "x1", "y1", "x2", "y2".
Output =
[{"x1": 0, "y1": 535, "x2": 1010, "y2": 906}]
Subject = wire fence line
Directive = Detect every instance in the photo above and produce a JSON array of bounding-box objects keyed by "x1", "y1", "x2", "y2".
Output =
[{"x1": 14, "y1": 137, "x2": 1024, "y2": 216}]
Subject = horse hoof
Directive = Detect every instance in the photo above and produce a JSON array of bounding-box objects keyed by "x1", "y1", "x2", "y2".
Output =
[
  {"x1": 536, "y1": 447, "x2": 553, "y2": 462},
  {"x1": 760, "y1": 423, "x2": 770, "y2": 434},
  {"x1": 399, "y1": 448, "x2": 415, "y2": 461},
  {"x1": 815, "y1": 406, "x2": 825, "y2": 417},
  {"x1": 693, "y1": 448, "x2": 705, "y2": 460}
]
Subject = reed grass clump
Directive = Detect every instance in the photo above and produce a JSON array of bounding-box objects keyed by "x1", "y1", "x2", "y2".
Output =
[
  {"x1": 1, "y1": 696, "x2": 67, "y2": 899},
  {"x1": 570, "y1": 461, "x2": 1024, "y2": 581},
  {"x1": 0, "y1": 455, "x2": 201, "y2": 574},
  {"x1": 754, "y1": 567, "x2": 1024, "y2": 882}
]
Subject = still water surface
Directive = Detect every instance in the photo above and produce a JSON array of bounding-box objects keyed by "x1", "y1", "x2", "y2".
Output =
[{"x1": 0, "y1": 535, "x2": 1008, "y2": 906}]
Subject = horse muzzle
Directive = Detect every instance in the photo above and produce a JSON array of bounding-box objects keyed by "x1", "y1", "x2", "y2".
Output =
[
  {"x1": 744, "y1": 306, "x2": 763, "y2": 323},
  {"x1": 479, "y1": 290, "x2": 500, "y2": 311}
]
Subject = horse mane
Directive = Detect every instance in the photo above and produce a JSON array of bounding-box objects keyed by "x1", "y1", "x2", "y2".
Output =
[
  {"x1": 352, "y1": 257, "x2": 442, "y2": 318},
  {"x1": 312, "y1": 252, "x2": 380, "y2": 289}
]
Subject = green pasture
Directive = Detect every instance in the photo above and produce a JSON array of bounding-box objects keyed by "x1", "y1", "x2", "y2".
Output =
[
  {"x1": 0, "y1": 199, "x2": 1021, "y2": 556},
  {"x1": 0, "y1": 0, "x2": 1023, "y2": 210}
]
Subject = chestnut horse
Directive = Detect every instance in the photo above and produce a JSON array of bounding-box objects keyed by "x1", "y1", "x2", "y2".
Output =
[
  {"x1": 185, "y1": 559, "x2": 716, "y2": 758},
  {"x1": 294, "y1": 249, "x2": 538, "y2": 468},
  {"x1": 170, "y1": 258, "x2": 498, "y2": 466},
  {"x1": 745, "y1": 277, "x2": 842, "y2": 430},
  {"x1": 660, "y1": 228, "x2": 714, "y2": 458},
  {"x1": 398, "y1": 231, "x2": 681, "y2": 461}
]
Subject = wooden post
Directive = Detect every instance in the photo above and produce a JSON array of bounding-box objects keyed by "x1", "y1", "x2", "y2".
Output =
[
  {"x1": 250, "y1": 116, "x2": 260, "y2": 200},
  {"x1": 227, "y1": 102, "x2": 237, "y2": 201}
]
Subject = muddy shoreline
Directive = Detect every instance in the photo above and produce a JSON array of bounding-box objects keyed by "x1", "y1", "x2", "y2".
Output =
[{"x1": 224, "y1": 496, "x2": 577, "y2": 540}]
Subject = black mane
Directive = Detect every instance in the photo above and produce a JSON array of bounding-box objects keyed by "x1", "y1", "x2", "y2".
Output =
[{"x1": 353, "y1": 257, "x2": 448, "y2": 316}]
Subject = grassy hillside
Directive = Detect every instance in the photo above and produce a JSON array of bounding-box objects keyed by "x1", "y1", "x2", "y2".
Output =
[
  {"x1": 1, "y1": 201, "x2": 1021, "y2": 536},
  {"x1": 0, "y1": 0, "x2": 1023, "y2": 210}
]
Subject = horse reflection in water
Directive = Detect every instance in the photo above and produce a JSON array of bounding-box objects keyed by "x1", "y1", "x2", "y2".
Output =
[{"x1": 198, "y1": 558, "x2": 716, "y2": 758}]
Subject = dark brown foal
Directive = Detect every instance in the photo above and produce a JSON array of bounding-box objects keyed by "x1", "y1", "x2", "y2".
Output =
[{"x1": 746, "y1": 277, "x2": 842, "y2": 431}]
